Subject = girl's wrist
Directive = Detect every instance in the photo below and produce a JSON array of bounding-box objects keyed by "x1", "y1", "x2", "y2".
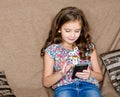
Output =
[
  {"x1": 89, "y1": 70, "x2": 93, "y2": 78},
  {"x1": 59, "y1": 70, "x2": 65, "y2": 76}
]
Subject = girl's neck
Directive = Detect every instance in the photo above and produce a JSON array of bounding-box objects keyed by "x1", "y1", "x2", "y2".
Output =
[{"x1": 61, "y1": 43, "x2": 75, "y2": 50}]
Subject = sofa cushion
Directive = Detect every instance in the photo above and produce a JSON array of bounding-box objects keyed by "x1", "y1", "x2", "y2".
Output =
[
  {"x1": 100, "y1": 49, "x2": 120, "y2": 95},
  {"x1": 0, "y1": 71, "x2": 16, "y2": 97}
]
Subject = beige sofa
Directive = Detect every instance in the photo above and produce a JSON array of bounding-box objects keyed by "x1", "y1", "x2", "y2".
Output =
[{"x1": 0, "y1": 0, "x2": 119, "y2": 97}]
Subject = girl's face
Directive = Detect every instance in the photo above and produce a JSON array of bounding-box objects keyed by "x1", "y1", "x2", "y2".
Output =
[{"x1": 60, "y1": 20, "x2": 81, "y2": 46}]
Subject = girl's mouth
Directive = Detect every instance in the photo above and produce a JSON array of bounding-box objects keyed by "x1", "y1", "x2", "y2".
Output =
[{"x1": 67, "y1": 38, "x2": 75, "y2": 41}]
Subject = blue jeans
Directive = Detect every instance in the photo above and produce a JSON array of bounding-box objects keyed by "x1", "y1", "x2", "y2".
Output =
[{"x1": 54, "y1": 81, "x2": 102, "y2": 97}]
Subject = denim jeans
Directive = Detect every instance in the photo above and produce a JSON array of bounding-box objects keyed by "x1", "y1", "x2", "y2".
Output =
[{"x1": 54, "y1": 81, "x2": 102, "y2": 97}]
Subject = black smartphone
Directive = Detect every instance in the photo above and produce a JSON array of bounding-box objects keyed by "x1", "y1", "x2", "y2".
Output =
[{"x1": 72, "y1": 65, "x2": 88, "y2": 79}]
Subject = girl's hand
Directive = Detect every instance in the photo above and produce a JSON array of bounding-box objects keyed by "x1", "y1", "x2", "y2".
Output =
[
  {"x1": 59, "y1": 61, "x2": 73, "y2": 76},
  {"x1": 75, "y1": 66, "x2": 91, "y2": 79}
]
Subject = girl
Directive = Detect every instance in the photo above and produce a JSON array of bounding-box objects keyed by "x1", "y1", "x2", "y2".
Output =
[{"x1": 41, "y1": 6, "x2": 103, "y2": 97}]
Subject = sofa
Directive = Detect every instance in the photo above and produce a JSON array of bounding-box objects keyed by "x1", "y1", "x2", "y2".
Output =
[{"x1": 0, "y1": 0, "x2": 119, "y2": 97}]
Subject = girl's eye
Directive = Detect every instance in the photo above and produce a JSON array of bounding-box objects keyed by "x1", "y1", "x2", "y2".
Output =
[
  {"x1": 75, "y1": 30, "x2": 81, "y2": 33},
  {"x1": 65, "y1": 30, "x2": 70, "y2": 32}
]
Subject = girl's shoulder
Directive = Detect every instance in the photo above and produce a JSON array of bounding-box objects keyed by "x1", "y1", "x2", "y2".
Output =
[
  {"x1": 45, "y1": 44, "x2": 61, "y2": 59},
  {"x1": 45, "y1": 44, "x2": 61, "y2": 50}
]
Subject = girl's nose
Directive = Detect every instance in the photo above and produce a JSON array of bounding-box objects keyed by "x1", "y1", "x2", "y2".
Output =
[{"x1": 71, "y1": 32, "x2": 75, "y2": 37}]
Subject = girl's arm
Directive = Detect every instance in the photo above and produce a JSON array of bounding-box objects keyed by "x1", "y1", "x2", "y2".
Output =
[
  {"x1": 43, "y1": 52, "x2": 63, "y2": 88},
  {"x1": 75, "y1": 49, "x2": 103, "y2": 82},
  {"x1": 90, "y1": 48, "x2": 103, "y2": 82}
]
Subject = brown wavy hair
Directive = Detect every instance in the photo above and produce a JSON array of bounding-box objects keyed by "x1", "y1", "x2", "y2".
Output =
[{"x1": 41, "y1": 6, "x2": 94, "y2": 59}]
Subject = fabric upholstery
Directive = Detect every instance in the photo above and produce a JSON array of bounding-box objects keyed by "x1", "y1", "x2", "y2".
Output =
[
  {"x1": 0, "y1": 0, "x2": 119, "y2": 97},
  {"x1": 100, "y1": 49, "x2": 120, "y2": 95},
  {"x1": 0, "y1": 71, "x2": 16, "y2": 97}
]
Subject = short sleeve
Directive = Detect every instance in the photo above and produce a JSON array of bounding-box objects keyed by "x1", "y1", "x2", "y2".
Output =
[
  {"x1": 89, "y1": 43, "x2": 95, "y2": 50},
  {"x1": 45, "y1": 44, "x2": 56, "y2": 59},
  {"x1": 85, "y1": 43, "x2": 95, "y2": 56}
]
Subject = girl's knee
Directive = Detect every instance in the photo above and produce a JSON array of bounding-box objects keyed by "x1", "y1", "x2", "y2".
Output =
[{"x1": 81, "y1": 89, "x2": 102, "y2": 97}]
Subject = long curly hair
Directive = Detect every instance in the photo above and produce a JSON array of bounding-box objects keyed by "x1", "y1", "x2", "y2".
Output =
[{"x1": 41, "y1": 6, "x2": 94, "y2": 60}]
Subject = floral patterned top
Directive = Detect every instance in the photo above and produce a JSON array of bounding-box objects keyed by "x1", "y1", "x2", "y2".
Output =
[{"x1": 45, "y1": 43, "x2": 99, "y2": 89}]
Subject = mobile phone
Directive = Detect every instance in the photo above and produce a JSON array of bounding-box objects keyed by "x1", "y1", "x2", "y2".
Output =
[{"x1": 72, "y1": 65, "x2": 88, "y2": 79}]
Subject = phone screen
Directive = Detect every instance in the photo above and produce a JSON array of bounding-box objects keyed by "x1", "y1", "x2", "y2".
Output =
[{"x1": 72, "y1": 65, "x2": 88, "y2": 79}]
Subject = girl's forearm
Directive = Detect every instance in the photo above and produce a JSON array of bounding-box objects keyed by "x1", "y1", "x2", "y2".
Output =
[
  {"x1": 90, "y1": 71, "x2": 103, "y2": 82},
  {"x1": 43, "y1": 71, "x2": 63, "y2": 88}
]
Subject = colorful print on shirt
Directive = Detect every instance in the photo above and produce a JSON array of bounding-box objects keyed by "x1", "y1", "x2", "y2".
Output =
[{"x1": 45, "y1": 43, "x2": 98, "y2": 89}]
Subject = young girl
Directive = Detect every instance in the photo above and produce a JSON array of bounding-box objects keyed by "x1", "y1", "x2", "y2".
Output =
[{"x1": 41, "y1": 6, "x2": 103, "y2": 97}]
